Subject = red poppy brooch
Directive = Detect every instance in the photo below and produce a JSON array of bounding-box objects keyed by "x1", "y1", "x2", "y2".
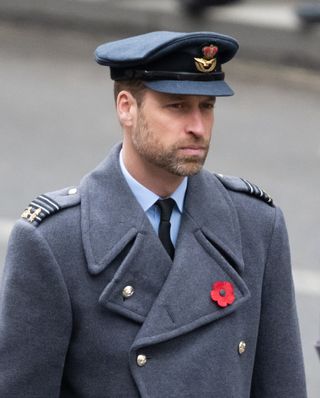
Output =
[{"x1": 210, "y1": 281, "x2": 235, "y2": 307}]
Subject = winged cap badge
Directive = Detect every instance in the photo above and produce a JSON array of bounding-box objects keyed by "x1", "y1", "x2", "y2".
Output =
[{"x1": 194, "y1": 44, "x2": 218, "y2": 73}]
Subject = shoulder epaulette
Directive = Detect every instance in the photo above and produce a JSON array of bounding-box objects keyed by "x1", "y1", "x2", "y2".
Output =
[
  {"x1": 215, "y1": 174, "x2": 274, "y2": 207},
  {"x1": 21, "y1": 186, "x2": 80, "y2": 226}
]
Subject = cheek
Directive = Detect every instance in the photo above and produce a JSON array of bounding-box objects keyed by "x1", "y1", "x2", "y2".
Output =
[
  {"x1": 205, "y1": 113, "x2": 214, "y2": 132},
  {"x1": 149, "y1": 116, "x2": 178, "y2": 140}
]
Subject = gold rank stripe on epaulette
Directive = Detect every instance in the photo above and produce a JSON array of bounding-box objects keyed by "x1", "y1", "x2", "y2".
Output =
[
  {"x1": 21, "y1": 194, "x2": 61, "y2": 226},
  {"x1": 240, "y1": 178, "x2": 274, "y2": 206}
]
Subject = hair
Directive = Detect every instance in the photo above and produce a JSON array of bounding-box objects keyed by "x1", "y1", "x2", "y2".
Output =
[{"x1": 113, "y1": 80, "x2": 147, "y2": 107}]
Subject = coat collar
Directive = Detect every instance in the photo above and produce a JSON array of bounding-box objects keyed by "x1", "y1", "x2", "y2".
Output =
[
  {"x1": 80, "y1": 143, "x2": 146, "y2": 275},
  {"x1": 80, "y1": 144, "x2": 250, "y2": 346},
  {"x1": 80, "y1": 143, "x2": 244, "y2": 275},
  {"x1": 182, "y1": 166, "x2": 244, "y2": 273}
]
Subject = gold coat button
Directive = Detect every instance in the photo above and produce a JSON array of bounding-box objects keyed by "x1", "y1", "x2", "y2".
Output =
[
  {"x1": 122, "y1": 285, "x2": 135, "y2": 299},
  {"x1": 238, "y1": 341, "x2": 246, "y2": 355},
  {"x1": 136, "y1": 354, "x2": 147, "y2": 367}
]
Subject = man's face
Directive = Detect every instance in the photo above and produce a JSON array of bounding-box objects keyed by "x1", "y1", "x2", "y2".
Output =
[{"x1": 130, "y1": 89, "x2": 215, "y2": 177}]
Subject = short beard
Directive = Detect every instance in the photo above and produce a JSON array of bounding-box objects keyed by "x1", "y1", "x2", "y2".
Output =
[{"x1": 132, "y1": 108, "x2": 209, "y2": 177}]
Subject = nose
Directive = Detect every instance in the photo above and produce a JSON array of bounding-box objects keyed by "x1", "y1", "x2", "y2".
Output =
[{"x1": 185, "y1": 109, "x2": 209, "y2": 138}]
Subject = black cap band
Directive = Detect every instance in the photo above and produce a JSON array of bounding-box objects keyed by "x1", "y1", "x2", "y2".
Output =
[{"x1": 111, "y1": 68, "x2": 225, "y2": 82}]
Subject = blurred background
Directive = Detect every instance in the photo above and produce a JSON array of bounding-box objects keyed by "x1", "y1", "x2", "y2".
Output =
[{"x1": 0, "y1": 0, "x2": 319, "y2": 395}]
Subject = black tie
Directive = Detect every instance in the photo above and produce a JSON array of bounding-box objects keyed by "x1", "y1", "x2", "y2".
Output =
[{"x1": 156, "y1": 198, "x2": 175, "y2": 259}]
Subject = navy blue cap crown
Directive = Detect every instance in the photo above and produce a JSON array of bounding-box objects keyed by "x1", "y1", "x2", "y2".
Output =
[{"x1": 95, "y1": 31, "x2": 239, "y2": 96}]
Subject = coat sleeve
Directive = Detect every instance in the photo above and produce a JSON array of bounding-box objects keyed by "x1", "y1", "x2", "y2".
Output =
[
  {"x1": 0, "y1": 220, "x2": 72, "y2": 398},
  {"x1": 251, "y1": 207, "x2": 307, "y2": 397}
]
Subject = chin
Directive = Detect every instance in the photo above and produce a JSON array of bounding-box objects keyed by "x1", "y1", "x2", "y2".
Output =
[{"x1": 171, "y1": 162, "x2": 204, "y2": 177}]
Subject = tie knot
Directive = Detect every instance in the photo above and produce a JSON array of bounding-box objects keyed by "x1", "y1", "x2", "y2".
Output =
[{"x1": 156, "y1": 198, "x2": 175, "y2": 222}]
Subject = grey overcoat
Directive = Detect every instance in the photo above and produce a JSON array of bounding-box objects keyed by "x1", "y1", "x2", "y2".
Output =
[{"x1": 0, "y1": 144, "x2": 307, "y2": 397}]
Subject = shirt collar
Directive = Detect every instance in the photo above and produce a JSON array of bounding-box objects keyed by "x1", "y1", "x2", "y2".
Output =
[{"x1": 119, "y1": 149, "x2": 187, "y2": 213}]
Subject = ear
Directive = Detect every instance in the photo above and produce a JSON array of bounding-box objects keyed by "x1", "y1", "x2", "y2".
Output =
[{"x1": 116, "y1": 90, "x2": 137, "y2": 127}]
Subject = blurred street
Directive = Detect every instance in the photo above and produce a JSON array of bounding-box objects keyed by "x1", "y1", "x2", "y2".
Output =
[
  {"x1": 0, "y1": 1, "x2": 319, "y2": 395},
  {"x1": 1, "y1": 0, "x2": 320, "y2": 69}
]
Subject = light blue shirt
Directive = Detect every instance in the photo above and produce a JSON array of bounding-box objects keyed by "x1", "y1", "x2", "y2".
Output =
[{"x1": 119, "y1": 150, "x2": 187, "y2": 246}]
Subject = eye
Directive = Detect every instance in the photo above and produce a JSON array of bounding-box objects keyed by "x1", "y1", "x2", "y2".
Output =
[
  {"x1": 166, "y1": 102, "x2": 185, "y2": 109},
  {"x1": 201, "y1": 102, "x2": 215, "y2": 110}
]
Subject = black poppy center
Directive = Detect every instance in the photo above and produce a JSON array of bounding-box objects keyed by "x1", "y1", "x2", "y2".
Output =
[{"x1": 219, "y1": 289, "x2": 226, "y2": 297}]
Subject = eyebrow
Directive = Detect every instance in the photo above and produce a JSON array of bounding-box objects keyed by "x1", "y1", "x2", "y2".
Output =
[
  {"x1": 197, "y1": 96, "x2": 217, "y2": 104},
  {"x1": 203, "y1": 96, "x2": 216, "y2": 102}
]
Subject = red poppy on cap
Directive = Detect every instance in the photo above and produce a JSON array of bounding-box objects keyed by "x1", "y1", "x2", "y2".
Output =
[{"x1": 210, "y1": 281, "x2": 235, "y2": 307}]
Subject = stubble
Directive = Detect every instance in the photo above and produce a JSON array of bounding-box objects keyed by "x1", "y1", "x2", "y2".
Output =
[{"x1": 131, "y1": 109, "x2": 210, "y2": 177}]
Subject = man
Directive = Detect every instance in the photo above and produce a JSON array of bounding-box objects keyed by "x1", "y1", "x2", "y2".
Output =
[{"x1": 0, "y1": 31, "x2": 307, "y2": 397}]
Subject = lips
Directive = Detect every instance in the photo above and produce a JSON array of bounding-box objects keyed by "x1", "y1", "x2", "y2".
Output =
[
  {"x1": 178, "y1": 146, "x2": 207, "y2": 156},
  {"x1": 181, "y1": 146, "x2": 206, "y2": 150}
]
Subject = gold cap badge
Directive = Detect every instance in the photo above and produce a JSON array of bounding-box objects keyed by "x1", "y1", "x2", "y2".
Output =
[{"x1": 194, "y1": 44, "x2": 218, "y2": 73}]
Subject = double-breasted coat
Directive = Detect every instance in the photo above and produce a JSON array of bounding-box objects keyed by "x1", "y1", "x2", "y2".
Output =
[{"x1": 0, "y1": 144, "x2": 307, "y2": 397}]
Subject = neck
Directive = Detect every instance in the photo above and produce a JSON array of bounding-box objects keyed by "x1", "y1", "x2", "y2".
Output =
[{"x1": 122, "y1": 144, "x2": 184, "y2": 197}]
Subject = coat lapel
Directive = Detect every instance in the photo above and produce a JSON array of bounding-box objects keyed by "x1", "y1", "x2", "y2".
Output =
[
  {"x1": 80, "y1": 144, "x2": 250, "y2": 337},
  {"x1": 80, "y1": 144, "x2": 173, "y2": 323},
  {"x1": 80, "y1": 144, "x2": 145, "y2": 275},
  {"x1": 131, "y1": 170, "x2": 250, "y2": 348}
]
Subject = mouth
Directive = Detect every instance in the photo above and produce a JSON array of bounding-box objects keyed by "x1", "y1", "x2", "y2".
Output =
[{"x1": 178, "y1": 146, "x2": 207, "y2": 156}]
